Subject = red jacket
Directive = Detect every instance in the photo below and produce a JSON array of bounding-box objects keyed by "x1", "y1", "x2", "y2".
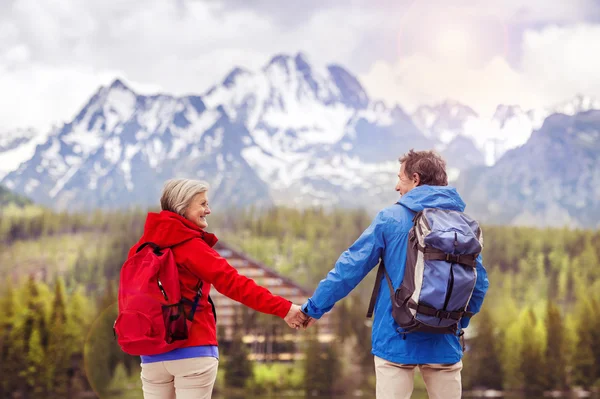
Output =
[{"x1": 128, "y1": 210, "x2": 292, "y2": 347}]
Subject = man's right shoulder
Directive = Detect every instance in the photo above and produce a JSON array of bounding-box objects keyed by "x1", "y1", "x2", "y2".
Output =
[{"x1": 378, "y1": 204, "x2": 414, "y2": 231}]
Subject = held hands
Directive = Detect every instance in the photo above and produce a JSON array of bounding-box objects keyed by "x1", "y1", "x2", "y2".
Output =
[{"x1": 284, "y1": 304, "x2": 317, "y2": 330}]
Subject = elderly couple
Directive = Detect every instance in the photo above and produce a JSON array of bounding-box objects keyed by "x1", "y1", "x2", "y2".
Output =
[{"x1": 131, "y1": 149, "x2": 489, "y2": 399}]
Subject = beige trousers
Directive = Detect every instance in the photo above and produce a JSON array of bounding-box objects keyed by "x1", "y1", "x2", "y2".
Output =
[
  {"x1": 140, "y1": 357, "x2": 219, "y2": 399},
  {"x1": 374, "y1": 356, "x2": 462, "y2": 399}
]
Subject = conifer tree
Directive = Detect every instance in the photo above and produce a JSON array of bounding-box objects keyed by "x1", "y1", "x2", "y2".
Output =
[
  {"x1": 520, "y1": 309, "x2": 546, "y2": 393},
  {"x1": 572, "y1": 300, "x2": 597, "y2": 388},
  {"x1": 468, "y1": 308, "x2": 504, "y2": 389},
  {"x1": 303, "y1": 328, "x2": 340, "y2": 396},
  {"x1": 23, "y1": 327, "x2": 46, "y2": 395},
  {"x1": 47, "y1": 278, "x2": 71, "y2": 396},
  {"x1": 544, "y1": 301, "x2": 567, "y2": 390},
  {"x1": 224, "y1": 311, "x2": 253, "y2": 389}
]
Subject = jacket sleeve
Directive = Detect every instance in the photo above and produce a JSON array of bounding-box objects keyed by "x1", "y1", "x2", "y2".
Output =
[
  {"x1": 180, "y1": 240, "x2": 292, "y2": 319},
  {"x1": 301, "y1": 211, "x2": 386, "y2": 319},
  {"x1": 460, "y1": 253, "x2": 489, "y2": 328}
]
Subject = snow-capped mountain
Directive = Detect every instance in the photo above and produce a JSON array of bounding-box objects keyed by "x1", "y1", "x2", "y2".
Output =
[
  {"x1": 0, "y1": 127, "x2": 46, "y2": 180},
  {"x1": 412, "y1": 100, "x2": 479, "y2": 144},
  {"x1": 411, "y1": 101, "x2": 546, "y2": 171},
  {"x1": 410, "y1": 95, "x2": 600, "y2": 173},
  {"x1": 2, "y1": 54, "x2": 432, "y2": 211},
  {"x1": 2, "y1": 52, "x2": 599, "y2": 228},
  {"x1": 456, "y1": 110, "x2": 600, "y2": 229}
]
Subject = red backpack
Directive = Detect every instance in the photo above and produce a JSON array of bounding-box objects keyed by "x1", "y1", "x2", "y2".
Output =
[{"x1": 113, "y1": 242, "x2": 203, "y2": 356}]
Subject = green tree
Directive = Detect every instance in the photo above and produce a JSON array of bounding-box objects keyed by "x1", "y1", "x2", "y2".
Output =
[
  {"x1": 46, "y1": 278, "x2": 72, "y2": 396},
  {"x1": 520, "y1": 309, "x2": 546, "y2": 393},
  {"x1": 544, "y1": 301, "x2": 567, "y2": 390},
  {"x1": 0, "y1": 280, "x2": 17, "y2": 397},
  {"x1": 23, "y1": 326, "x2": 46, "y2": 395},
  {"x1": 572, "y1": 300, "x2": 597, "y2": 388},
  {"x1": 224, "y1": 312, "x2": 253, "y2": 389},
  {"x1": 303, "y1": 329, "x2": 341, "y2": 396},
  {"x1": 467, "y1": 308, "x2": 503, "y2": 389}
]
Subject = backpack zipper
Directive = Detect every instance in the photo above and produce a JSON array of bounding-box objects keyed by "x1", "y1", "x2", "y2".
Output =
[
  {"x1": 442, "y1": 264, "x2": 455, "y2": 315},
  {"x1": 157, "y1": 279, "x2": 169, "y2": 302},
  {"x1": 441, "y1": 232, "x2": 459, "y2": 320}
]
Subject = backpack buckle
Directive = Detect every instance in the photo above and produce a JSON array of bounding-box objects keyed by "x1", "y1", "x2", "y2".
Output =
[
  {"x1": 436, "y1": 310, "x2": 451, "y2": 319},
  {"x1": 445, "y1": 254, "x2": 460, "y2": 263}
]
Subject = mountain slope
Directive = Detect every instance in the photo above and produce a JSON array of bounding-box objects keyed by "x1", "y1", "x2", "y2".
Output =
[
  {"x1": 2, "y1": 54, "x2": 432, "y2": 211},
  {"x1": 456, "y1": 110, "x2": 600, "y2": 228},
  {"x1": 0, "y1": 185, "x2": 31, "y2": 207},
  {"x1": 0, "y1": 127, "x2": 46, "y2": 180}
]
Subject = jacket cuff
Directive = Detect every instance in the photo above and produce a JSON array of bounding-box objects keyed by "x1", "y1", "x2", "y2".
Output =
[
  {"x1": 277, "y1": 299, "x2": 293, "y2": 319},
  {"x1": 301, "y1": 299, "x2": 323, "y2": 320}
]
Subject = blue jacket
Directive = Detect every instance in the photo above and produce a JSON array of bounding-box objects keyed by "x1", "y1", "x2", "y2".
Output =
[{"x1": 301, "y1": 185, "x2": 489, "y2": 364}]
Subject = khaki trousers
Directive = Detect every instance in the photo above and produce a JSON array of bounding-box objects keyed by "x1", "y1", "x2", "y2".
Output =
[
  {"x1": 374, "y1": 356, "x2": 462, "y2": 399},
  {"x1": 140, "y1": 357, "x2": 218, "y2": 399}
]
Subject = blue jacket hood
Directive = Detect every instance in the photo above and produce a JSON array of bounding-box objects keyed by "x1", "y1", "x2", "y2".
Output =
[{"x1": 398, "y1": 185, "x2": 466, "y2": 213}]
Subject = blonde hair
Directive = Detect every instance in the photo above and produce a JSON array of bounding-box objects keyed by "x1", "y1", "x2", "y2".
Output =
[{"x1": 160, "y1": 178, "x2": 209, "y2": 216}]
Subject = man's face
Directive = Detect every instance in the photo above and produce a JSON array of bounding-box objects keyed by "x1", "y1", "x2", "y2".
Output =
[{"x1": 395, "y1": 164, "x2": 419, "y2": 196}]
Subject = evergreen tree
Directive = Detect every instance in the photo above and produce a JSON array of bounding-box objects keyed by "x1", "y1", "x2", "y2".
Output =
[
  {"x1": 0, "y1": 281, "x2": 17, "y2": 397},
  {"x1": 47, "y1": 278, "x2": 71, "y2": 396},
  {"x1": 544, "y1": 301, "x2": 567, "y2": 390},
  {"x1": 520, "y1": 309, "x2": 546, "y2": 393},
  {"x1": 500, "y1": 321, "x2": 523, "y2": 390},
  {"x1": 303, "y1": 328, "x2": 340, "y2": 396},
  {"x1": 84, "y1": 287, "x2": 119, "y2": 397},
  {"x1": 23, "y1": 326, "x2": 46, "y2": 395},
  {"x1": 572, "y1": 300, "x2": 597, "y2": 388},
  {"x1": 468, "y1": 308, "x2": 503, "y2": 389},
  {"x1": 224, "y1": 312, "x2": 253, "y2": 389}
]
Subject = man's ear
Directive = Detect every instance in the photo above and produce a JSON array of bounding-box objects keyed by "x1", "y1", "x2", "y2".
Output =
[{"x1": 412, "y1": 173, "x2": 420, "y2": 186}]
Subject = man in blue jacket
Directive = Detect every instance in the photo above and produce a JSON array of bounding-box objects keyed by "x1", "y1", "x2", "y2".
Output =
[{"x1": 301, "y1": 149, "x2": 489, "y2": 399}]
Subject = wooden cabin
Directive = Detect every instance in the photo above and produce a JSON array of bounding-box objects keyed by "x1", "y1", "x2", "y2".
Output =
[{"x1": 212, "y1": 241, "x2": 335, "y2": 361}]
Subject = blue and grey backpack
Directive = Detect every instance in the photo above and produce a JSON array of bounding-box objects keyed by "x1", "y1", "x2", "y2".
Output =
[{"x1": 367, "y1": 207, "x2": 482, "y2": 336}]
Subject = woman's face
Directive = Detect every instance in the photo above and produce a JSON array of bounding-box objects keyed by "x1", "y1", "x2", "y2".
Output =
[{"x1": 184, "y1": 191, "x2": 211, "y2": 229}]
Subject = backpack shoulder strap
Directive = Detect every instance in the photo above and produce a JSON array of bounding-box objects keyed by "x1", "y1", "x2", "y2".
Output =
[
  {"x1": 366, "y1": 261, "x2": 395, "y2": 318},
  {"x1": 366, "y1": 203, "x2": 416, "y2": 319}
]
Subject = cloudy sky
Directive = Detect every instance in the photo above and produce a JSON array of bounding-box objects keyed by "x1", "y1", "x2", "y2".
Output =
[{"x1": 1, "y1": 0, "x2": 600, "y2": 131}]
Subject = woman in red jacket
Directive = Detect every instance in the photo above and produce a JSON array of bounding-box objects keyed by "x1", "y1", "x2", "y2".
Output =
[{"x1": 129, "y1": 178, "x2": 307, "y2": 399}]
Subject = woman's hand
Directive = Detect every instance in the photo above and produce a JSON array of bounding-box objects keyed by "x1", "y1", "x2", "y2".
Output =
[{"x1": 284, "y1": 304, "x2": 310, "y2": 329}]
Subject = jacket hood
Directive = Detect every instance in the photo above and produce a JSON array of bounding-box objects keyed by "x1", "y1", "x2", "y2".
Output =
[
  {"x1": 398, "y1": 185, "x2": 466, "y2": 213},
  {"x1": 140, "y1": 210, "x2": 218, "y2": 248}
]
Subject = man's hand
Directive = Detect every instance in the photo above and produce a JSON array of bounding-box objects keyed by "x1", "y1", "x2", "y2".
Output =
[
  {"x1": 284, "y1": 304, "x2": 308, "y2": 329},
  {"x1": 302, "y1": 317, "x2": 317, "y2": 329}
]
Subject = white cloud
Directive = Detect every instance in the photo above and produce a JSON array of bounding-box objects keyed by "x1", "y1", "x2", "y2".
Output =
[
  {"x1": 0, "y1": 0, "x2": 599, "y2": 131},
  {"x1": 0, "y1": 0, "x2": 375, "y2": 131},
  {"x1": 360, "y1": 24, "x2": 600, "y2": 116}
]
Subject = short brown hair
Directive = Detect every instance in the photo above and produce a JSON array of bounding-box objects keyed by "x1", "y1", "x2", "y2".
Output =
[{"x1": 399, "y1": 149, "x2": 448, "y2": 186}]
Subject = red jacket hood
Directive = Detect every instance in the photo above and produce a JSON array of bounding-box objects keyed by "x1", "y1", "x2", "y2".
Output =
[{"x1": 139, "y1": 210, "x2": 218, "y2": 249}]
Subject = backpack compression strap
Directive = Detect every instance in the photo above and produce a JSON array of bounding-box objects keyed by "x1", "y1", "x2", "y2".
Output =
[
  {"x1": 421, "y1": 247, "x2": 478, "y2": 268},
  {"x1": 137, "y1": 241, "x2": 217, "y2": 323},
  {"x1": 366, "y1": 261, "x2": 395, "y2": 318}
]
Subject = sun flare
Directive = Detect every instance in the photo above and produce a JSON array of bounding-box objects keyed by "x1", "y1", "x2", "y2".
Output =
[{"x1": 434, "y1": 27, "x2": 472, "y2": 60}]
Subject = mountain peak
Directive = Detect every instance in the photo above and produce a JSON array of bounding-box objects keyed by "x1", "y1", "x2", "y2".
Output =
[
  {"x1": 108, "y1": 78, "x2": 132, "y2": 92},
  {"x1": 493, "y1": 104, "x2": 525, "y2": 122},
  {"x1": 265, "y1": 53, "x2": 293, "y2": 69},
  {"x1": 327, "y1": 64, "x2": 369, "y2": 109},
  {"x1": 294, "y1": 52, "x2": 311, "y2": 69},
  {"x1": 222, "y1": 67, "x2": 251, "y2": 88},
  {"x1": 264, "y1": 52, "x2": 313, "y2": 72}
]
